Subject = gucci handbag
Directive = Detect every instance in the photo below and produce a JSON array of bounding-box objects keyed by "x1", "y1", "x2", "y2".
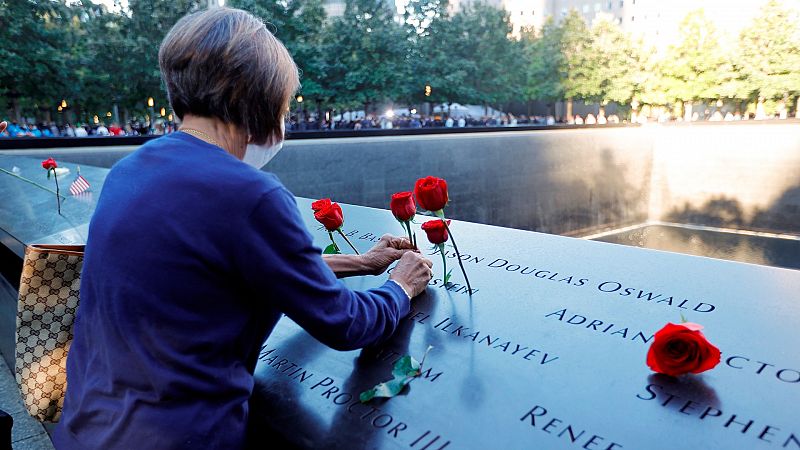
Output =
[{"x1": 15, "y1": 244, "x2": 84, "y2": 422}]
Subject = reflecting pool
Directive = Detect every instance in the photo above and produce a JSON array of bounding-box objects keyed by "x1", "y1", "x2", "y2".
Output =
[{"x1": 593, "y1": 224, "x2": 800, "y2": 271}]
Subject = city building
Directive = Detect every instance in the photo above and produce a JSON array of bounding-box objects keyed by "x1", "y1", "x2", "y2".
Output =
[
  {"x1": 460, "y1": 0, "x2": 549, "y2": 34},
  {"x1": 322, "y1": 0, "x2": 347, "y2": 17}
]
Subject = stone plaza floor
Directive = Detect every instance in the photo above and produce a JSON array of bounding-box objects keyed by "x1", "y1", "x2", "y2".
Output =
[{"x1": 0, "y1": 274, "x2": 54, "y2": 449}]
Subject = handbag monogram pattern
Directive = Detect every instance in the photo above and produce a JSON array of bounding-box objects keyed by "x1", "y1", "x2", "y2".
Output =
[{"x1": 15, "y1": 245, "x2": 84, "y2": 422}]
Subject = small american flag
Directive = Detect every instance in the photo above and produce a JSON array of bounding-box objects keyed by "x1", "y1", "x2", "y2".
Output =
[{"x1": 69, "y1": 168, "x2": 91, "y2": 196}]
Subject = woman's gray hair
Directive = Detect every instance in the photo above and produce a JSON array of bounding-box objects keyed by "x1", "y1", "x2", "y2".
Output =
[{"x1": 159, "y1": 8, "x2": 299, "y2": 144}]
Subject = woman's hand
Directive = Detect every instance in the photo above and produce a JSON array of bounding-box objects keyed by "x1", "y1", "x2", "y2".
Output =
[
  {"x1": 389, "y1": 252, "x2": 433, "y2": 298},
  {"x1": 361, "y1": 234, "x2": 416, "y2": 276},
  {"x1": 324, "y1": 234, "x2": 415, "y2": 278}
]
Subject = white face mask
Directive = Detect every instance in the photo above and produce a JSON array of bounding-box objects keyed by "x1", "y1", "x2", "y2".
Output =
[{"x1": 242, "y1": 121, "x2": 285, "y2": 169}]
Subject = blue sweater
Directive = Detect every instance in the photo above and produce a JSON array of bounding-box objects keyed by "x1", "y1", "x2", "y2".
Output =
[{"x1": 54, "y1": 132, "x2": 409, "y2": 449}]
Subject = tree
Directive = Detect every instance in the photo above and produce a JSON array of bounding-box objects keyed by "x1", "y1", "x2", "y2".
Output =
[
  {"x1": 558, "y1": 10, "x2": 591, "y2": 117},
  {"x1": 445, "y1": 1, "x2": 524, "y2": 113},
  {"x1": 325, "y1": 0, "x2": 408, "y2": 115},
  {"x1": 660, "y1": 9, "x2": 727, "y2": 117},
  {"x1": 56, "y1": 1, "x2": 131, "y2": 124},
  {"x1": 401, "y1": 0, "x2": 468, "y2": 107},
  {"x1": 583, "y1": 17, "x2": 643, "y2": 107},
  {"x1": 523, "y1": 18, "x2": 564, "y2": 114},
  {"x1": 227, "y1": 0, "x2": 330, "y2": 113},
  {"x1": 635, "y1": 46, "x2": 670, "y2": 108},
  {"x1": 0, "y1": 0, "x2": 70, "y2": 121},
  {"x1": 738, "y1": 0, "x2": 800, "y2": 102}
]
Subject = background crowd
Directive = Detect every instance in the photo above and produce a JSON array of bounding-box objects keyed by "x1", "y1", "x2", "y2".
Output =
[
  {"x1": 0, "y1": 121, "x2": 177, "y2": 138},
  {"x1": 1, "y1": 106, "x2": 790, "y2": 138}
]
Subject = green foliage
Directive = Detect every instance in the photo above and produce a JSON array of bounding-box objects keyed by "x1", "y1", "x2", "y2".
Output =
[
  {"x1": 324, "y1": 0, "x2": 409, "y2": 112},
  {"x1": 524, "y1": 12, "x2": 644, "y2": 107},
  {"x1": 738, "y1": 0, "x2": 800, "y2": 100},
  {"x1": 660, "y1": 9, "x2": 727, "y2": 103},
  {"x1": 3, "y1": 0, "x2": 800, "y2": 121},
  {"x1": 584, "y1": 17, "x2": 644, "y2": 105},
  {"x1": 0, "y1": 0, "x2": 69, "y2": 119},
  {"x1": 558, "y1": 10, "x2": 591, "y2": 102},
  {"x1": 323, "y1": 243, "x2": 340, "y2": 254},
  {"x1": 523, "y1": 18, "x2": 564, "y2": 104},
  {"x1": 448, "y1": 2, "x2": 526, "y2": 107},
  {"x1": 403, "y1": 0, "x2": 466, "y2": 105}
]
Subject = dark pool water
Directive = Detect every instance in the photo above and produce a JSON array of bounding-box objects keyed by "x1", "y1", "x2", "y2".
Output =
[{"x1": 593, "y1": 225, "x2": 800, "y2": 271}]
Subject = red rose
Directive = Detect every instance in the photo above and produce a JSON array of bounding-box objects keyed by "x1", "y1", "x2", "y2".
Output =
[
  {"x1": 414, "y1": 176, "x2": 448, "y2": 212},
  {"x1": 390, "y1": 191, "x2": 416, "y2": 222},
  {"x1": 421, "y1": 219, "x2": 450, "y2": 244},
  {"x1": 314, "y1": 201, "x2": 344, "y2": 231},
  {"x1": 311, "y1": 198, "x2": 332, "y2": 213},
  {"x1": 41, "y1": 158, "x2": 58, "y2": 171},
  {"x1": 646, "y1": 322, "x2": 721, "y2": 377}
]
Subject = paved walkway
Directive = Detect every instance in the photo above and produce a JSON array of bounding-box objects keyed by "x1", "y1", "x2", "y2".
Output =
[
  {"x1": 0, "y1": 357, "x2": 54, "y2": 449},
  {"x1": 0, "y1": 275, "x2": 53, "y2": 449}
]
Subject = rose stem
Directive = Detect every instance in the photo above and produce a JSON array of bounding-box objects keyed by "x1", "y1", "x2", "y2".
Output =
[
  {"x1": 438, "y1": 243, "x2": 447, "y2": 283},
  {"x1": 0, "y1": 168, "x2": 65, "y2": 197},
  {"x1": 53, "y1": 169, "x2": 62, "y2": 215},
  {"x1": 438, "y1": 215, "x2": 472, "y2": 293},
  {"x1": 337, "y1": 229, "x2": 360, "y2": 255},
  {"x1": 405, "y1": 221, "x2": 417, "y2": 250},
  {"x1": 328, "y1": 232, "x2": 341, "y2": 253}
]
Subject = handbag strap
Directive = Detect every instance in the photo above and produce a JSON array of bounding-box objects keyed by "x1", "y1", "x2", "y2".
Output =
[{"x1": 27, "y1": 244, "x2": 85, "y2": 256}]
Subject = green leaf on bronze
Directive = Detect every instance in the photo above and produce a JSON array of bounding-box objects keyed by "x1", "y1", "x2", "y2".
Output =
[{"x1": 359, "y1": 346, "x2": 433, "y2": 403}]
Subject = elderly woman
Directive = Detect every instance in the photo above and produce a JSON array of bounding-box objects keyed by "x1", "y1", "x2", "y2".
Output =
[{"x1": 54, "y1": 8, "x2": 433, "y2": 449}]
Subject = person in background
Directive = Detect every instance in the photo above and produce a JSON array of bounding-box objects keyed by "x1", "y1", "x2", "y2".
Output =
[
  {"x1": 74, "y1": 124, "x2": 88, "y2": 137},
  {"x1": 16, "y1": 123, "x2": 30, "y2": 136},
  {"x1": 0, "y1": 121, "x2": 7, "y2": 136},
  {"x1": 63, "y1": 123, "x2": 76, "y2": 137},
  {"x1": 95, "y1": 122, "x2": 110, "y2": 136},
  {"x1": 4, "y1": 122, "x2": 18, "y2": 136},
  {"x1": 55, "y1": 8, "x2": 433, "y2": 450}
]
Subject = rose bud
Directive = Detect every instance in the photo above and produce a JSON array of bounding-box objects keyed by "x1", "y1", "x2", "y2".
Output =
[
  {"x1": 390, "y1": 191, "x2": 416, "y2": 222},
  {"x1": 414, "y1": 176, "x2": 448, "y2": 212},
  {"x1": 421, "y1": 219, "x2": 451, "y2": 245},
  {"x1": 311, "y1": 198, "x2": 332, "y2": 213},
  {"x1": 41, "y1": 158, "x2": 58, "y2": 171},
  {"x1": 646, "y1": 322, "x2": 721, "y2": 377},
  {"x1": 314, "y1": 201, "x2": 344, "y2": 231}
]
